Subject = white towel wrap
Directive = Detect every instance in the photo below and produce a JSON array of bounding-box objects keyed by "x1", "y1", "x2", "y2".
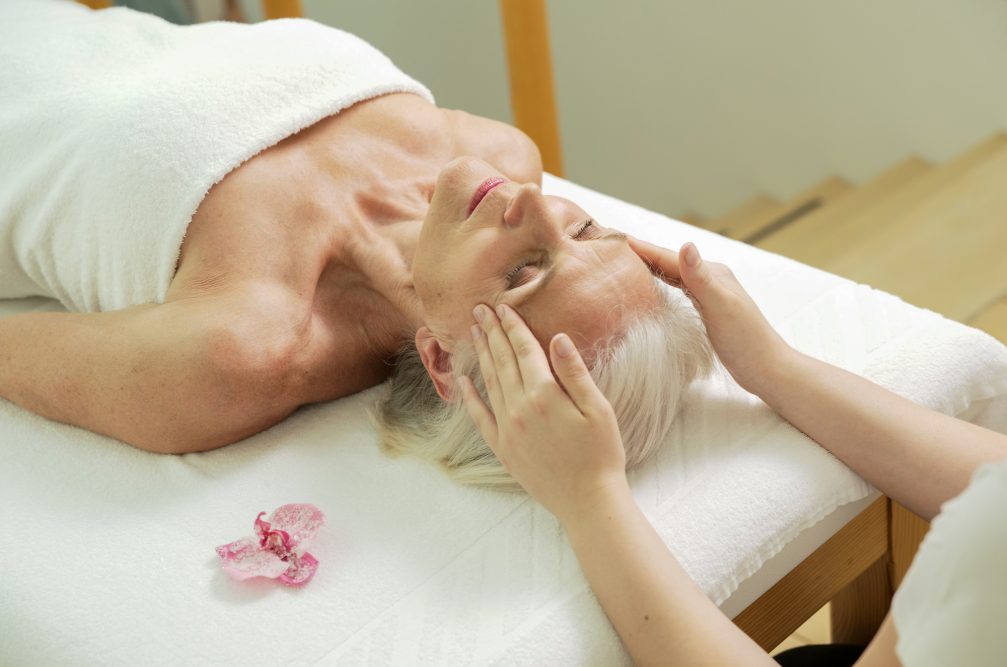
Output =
[{"x1": 0, "y1": 0, "x2": 433, "y2": 312}]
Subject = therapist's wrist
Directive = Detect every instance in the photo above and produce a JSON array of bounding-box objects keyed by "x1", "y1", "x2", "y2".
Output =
[
  {"x1": 559, "y1": 478, "x2": 637, "y2": 534},
  {"x1": 755, "y1": 346, "x2": 814, "y2": 412}
]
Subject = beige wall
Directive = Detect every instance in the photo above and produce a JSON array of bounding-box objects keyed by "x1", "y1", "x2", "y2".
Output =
[{"x1": 243, "y1": 0, "x2": 1007, "y2": 218}]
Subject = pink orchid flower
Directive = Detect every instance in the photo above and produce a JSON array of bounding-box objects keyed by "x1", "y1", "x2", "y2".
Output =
[{"x1": 215, "y1": 503, "x2": 325, "y2": 586}]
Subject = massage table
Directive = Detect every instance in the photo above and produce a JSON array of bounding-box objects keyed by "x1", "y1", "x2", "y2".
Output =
[
  {"x1": 2, "y1": 170, "x2": 1006, "y2": 664},
  {"x1": 4, "y1": 1, "x2": 1007, "y2": 664}
]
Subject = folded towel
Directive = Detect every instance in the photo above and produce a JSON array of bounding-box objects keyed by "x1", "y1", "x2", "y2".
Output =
[
  {"x1": 0, "y1": 0, "x2": 432, "y2": 312},
  {"x1": 2, "y1": 173, "x2": 1006, "y2": 666}
]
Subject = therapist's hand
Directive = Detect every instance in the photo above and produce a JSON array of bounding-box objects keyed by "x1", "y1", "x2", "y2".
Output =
[
  {"x1": 628, "y1": 237, "x2": 793, "y2": 398},
  {"x1": 459, "y1": 303, "x2": 629, "y2": 525}
]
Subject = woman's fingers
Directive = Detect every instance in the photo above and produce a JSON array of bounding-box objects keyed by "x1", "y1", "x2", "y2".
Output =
[
  {"x1": 677, "y1": 242, "x2": 721, "y2": 308},
  {"x1": 496, "y1": 304, "x2": 555, "y2": 389},
  {"x1": 549, "y1": 333, "x2": 606, "y2": 415},
  {"x1": 476, "y1": 305, "x2": 524, "y2": 393},
  {"x1": 471, "y1": 318, "x2": 508, "y2": 415},
  {"x1": 458, "y1": 376, "x2": 498, "y2": 450},
  {"x1": 627, "y1": 235, "x2": 682, "y2": 284},
  {"x1": 628, "y1": 238, "x2": 722, "y2": 312},
  {"x1": 473, "y1": 303, "x2": 603, "y2": 415}
]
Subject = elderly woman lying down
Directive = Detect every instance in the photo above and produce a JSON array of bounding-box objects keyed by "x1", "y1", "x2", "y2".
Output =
[{"x1": 0, "y1": 1, "x2": 711, "y2": 488}]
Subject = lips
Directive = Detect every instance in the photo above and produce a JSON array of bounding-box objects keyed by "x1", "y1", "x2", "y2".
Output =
[{"x1": 467, "y1": 177, "x2": 507, "y2": 216}]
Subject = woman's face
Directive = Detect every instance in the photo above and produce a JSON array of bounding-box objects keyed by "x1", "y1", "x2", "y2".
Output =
[{"x1": 413, "y1": 156, "x2": 661, "y2": 358}]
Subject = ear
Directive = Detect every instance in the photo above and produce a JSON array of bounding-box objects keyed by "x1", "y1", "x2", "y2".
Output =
[{"x1": 415, "y1": 326, "x2": 457, "y2": 402}]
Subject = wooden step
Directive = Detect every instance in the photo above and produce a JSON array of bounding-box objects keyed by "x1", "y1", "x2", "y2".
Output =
[
  {"x1": 735, "y1": 176, "x2": 853, "y2": 245},
  {"x1": 676, "y1": 211, "x2": 709, "y2": 229},
  {"x1": 786, "y1": 134, "x2": 1006, "y2": 277},
  {"x1": 709, "y1": 195, "x2": 781, "y2": 238},
  {"x1": 824, "y1": 135, "x2": 1007, "y2": 321},
  {"x1": 756, "y1": 157, "x2": 932, "y2": 264},
  {"x1": 968, "y1": 296, "x2": 1007, "y2": 345}
]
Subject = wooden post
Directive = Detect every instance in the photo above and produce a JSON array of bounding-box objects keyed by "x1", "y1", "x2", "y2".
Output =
[
  {"x1": 830, "y1": 555, "x2": 892, "y2": 644},
  {"x1": 262, "y1": 0, "x2": 303, "y2": 20},
  {"x1": 890, "y1": 500, "x2": 930, "y2": 589},
  {"x1": 733, "y1": 497, "x2": 889, "y2": 651},
  {"x1": 831, "y1": 497, "x2": 929, "y2": 644},
  {"x1": 499, "y1": 0, "x2": 564, "y2": 177}
]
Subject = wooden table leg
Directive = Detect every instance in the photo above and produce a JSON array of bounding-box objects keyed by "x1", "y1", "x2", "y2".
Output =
[
  {"x1": 830, "y1": 555, "x2": 891, "y2": 644},
  {"x1": 734, "y1": 497, "x2": 889, "y2": 651},
  {"x1": 890, "y1": 500, "x2": 931, "y2": 589},
  {"x1": 830, "y1": 498, "x2": 931, "y2": 644}
]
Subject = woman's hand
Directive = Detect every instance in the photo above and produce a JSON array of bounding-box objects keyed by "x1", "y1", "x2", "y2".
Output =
[
  {"x1": 627, "y1": 238, "x2": 793, "y2": 398},
  {"x1": 459, "y1": 303, "x2": 630, "y2": 525},
  {"x1": 460, "y1": 308, "x2": 782, "y2": 667}
]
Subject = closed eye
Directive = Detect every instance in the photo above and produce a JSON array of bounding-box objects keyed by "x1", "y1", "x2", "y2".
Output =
[
  {"x1": 505, "y1": 258, "x2": 539, "y2": 289},
  {"x1": 503, "y1": 219, "x2": 602, "y2": 289},
  {"x1": 574, "y1": 219, "x2": 600, "y2": 240}
]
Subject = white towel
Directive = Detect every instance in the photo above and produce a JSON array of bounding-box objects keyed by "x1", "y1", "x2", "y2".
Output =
[
  {"x1": 2, "y1": 173, "x2": 1006, "y2": 665},
  {"x1": 0, "y1": 0, "x2": 432, "y2": 312}
]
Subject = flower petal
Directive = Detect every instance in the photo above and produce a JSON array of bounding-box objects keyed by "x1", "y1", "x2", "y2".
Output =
[
  {"x1": 215, "y1": 537, "x2": 288, "y2": 581},
  {"x1": 253, "y1": 512, "x2": 270, "y2": 541},
  {"x1": 267, "y1": 504, "x2": 325, "y2": 551},
  {"x1": 278, "y1": 552, "x2": 319, "y2": 587}
]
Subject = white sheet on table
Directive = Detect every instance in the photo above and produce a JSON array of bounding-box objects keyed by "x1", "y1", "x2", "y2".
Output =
[{"x1": 1, "y1": 173, "x2": 1006, "y2": 666}]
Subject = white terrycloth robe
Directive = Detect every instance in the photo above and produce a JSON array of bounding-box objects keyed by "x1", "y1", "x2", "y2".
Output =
[{"x1": 0, "y1": 0, "x2": 433, "y2": 312}]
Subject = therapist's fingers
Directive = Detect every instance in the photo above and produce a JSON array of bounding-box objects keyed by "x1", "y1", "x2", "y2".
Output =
[
  {"x1": 548, "y1": 333, "x2": 606, "y2": 416},
  {"x1": 496, "y1": 304, "x2": 554, "y2": 390},
  {"x1": 471, "y1": 318, "x2": 508, "y2": 415},
  {"x1": 458, "y1": 376, "x2": 498, "y2": 450},
  {"x1": 476, "y1": 304, "x2": 523, "y2": 397},
  {"x1": 677, "y1": 242, "x2": 729, "y2": 312},
  {"x1": 627, "y1": 235, "x2": 682, "y2": 284}
]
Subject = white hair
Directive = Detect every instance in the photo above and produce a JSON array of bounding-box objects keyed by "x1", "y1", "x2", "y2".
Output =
[{"x1": 371, "y1": 279, "x2": 714, "y2": 491}]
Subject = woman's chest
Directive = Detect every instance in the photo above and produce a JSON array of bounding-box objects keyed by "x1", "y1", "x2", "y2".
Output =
[
  {"x1": 168, "y1": 94, "x2": 448, "y2": 298},
  {"x1": 164, "y1": 95, "x2": 450, "y2": 397}
]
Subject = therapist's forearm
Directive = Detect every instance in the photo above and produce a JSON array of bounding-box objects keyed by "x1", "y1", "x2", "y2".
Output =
[
  {"x1": 761, "y1": 350, "x2": 1007, "y2": 520},
  {"x1": 563, "y1": 487, "x2": 776, "y2": 667}
]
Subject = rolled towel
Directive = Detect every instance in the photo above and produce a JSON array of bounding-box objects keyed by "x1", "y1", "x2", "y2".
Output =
[{"x1": 0, "y1": 0, "x2": 433, "y2": 312}]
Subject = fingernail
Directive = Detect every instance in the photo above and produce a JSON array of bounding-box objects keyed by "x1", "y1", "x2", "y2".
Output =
[
  {"x1": 473, "y1": 305, "x2": 486, "y2": 322},
  {"x1": 555, "y1": 334, "x2": 575, "y2": 358},
  {"x1": 684, "y1": 244, "x2": 701, "y2": 267},
  {"x1": 471, "y1": 324, "x2": 481, "y2": 340},
  {"x1": 496, "y1": 304, "x2": 508, "y2": 321}
]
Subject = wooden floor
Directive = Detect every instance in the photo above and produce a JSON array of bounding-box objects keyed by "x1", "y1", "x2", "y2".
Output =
[
  {"x1": 685, "y1": 133, "x2": 1007, "y2": 347},
  {"x1": 680, "y1": 134, "x2": 1007, "y2": 654}
]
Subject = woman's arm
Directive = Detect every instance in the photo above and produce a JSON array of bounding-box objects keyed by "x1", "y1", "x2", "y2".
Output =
[
  {"x1": 565, "y1": 484, "x2": 776, "y2": 667},
  {"x1": 761, "y1": 351, "x2": 1007, "y2": 520},
  {"x1": 462, "y1": 302, "x2": 910, "y2": 665},
  {"x1": 0, "y1": 287, "x2": 304, "y2": 453},
  {"x1": 565, "y1": 478, "x2": 907, "y2": 666},
  {"x1": 461, "y1": 245, "x2": 945, "y2": 664},
  {"x1": 629, "y1": 239, "x2": 1007, "y2": 521},
  {"x1": 461, "y1": 304, "x2": 774, "y2": 666}
]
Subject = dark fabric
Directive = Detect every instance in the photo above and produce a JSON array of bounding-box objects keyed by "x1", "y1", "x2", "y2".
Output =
[
  {"x1": 114, "y1": 0, "x2": 193, "y2": 25},
  {"x1": 773, "y1": 643, "x2": 866, "y2": 667}
]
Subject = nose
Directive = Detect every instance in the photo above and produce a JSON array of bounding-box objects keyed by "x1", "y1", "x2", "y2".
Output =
[{"x1": 503, "y1": 182, "x2": 551, "y2": 229}]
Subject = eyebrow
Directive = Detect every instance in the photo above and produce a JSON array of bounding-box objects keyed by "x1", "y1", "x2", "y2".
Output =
[{"x1": 509, "y1": 231, "x2": 627, "y2": 309}]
